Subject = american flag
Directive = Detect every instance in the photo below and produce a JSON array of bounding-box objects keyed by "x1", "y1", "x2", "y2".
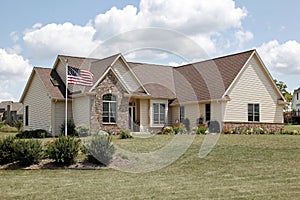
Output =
[{"x1": 67, "y1": 66, "x2": 93, "y2": 86}]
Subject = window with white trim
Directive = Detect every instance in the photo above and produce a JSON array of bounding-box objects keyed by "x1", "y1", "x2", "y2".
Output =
[
  {"x1": 150, "y1": 100, "x2": 168, "y2": 127},
  {"x1": 248, "y1": 103, "x2": 259, "y2": 122},
  {"x1": 102, "y1": 94, "x2": 117, "y2": 123}
]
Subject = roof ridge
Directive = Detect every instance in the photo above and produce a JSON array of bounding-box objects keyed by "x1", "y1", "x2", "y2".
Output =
[
  {"x1": 128, "y1": 61, "x2": 171, "y2": 67},
  {"x1": 58, "y1": 53, "x2": 121, "y2": 61},
  {"x1": 175, "y1": 49, "x2": 255, "y2": 68}
]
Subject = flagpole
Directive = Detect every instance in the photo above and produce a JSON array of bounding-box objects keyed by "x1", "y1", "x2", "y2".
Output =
[{"x1": 65, "y1": 60, "x2": 68, "y2": 137}]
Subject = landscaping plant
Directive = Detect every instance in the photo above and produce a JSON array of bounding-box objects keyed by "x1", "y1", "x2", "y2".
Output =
[
  {"x1": 46, "y1": 136, "x2": 80, "y2": 165},
  {"x1": 86, "y1": 135, "x2": 115, "y2": 165}
]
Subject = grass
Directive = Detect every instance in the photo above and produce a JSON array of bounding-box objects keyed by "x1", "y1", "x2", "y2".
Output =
[
  {"x1": 284, "y1": 124, "x2": 300, "y2": 131},
  {"x1": 1, "y1": 134, "x2": 300, "y2": 199},
  {"x1": 0, "y1": 132, "x2": 17, "y2": 138}
]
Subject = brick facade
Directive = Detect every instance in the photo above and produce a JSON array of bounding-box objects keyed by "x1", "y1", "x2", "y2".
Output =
[{"x1": 90, "y1": 71, "x2": 129, "y2": 134}]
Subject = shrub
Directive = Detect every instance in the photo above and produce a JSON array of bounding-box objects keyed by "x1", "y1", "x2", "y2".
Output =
[
  {"x1": 119, "y1": 129, "x2": 133, "y2": 139},
  {"x1": 46, "y1": 136, "x2": 80, "y2": 165},
  {"x1": 173, "y1": 123, "x2": 187, "y2": 134},
  {"x1": 162, "y1": 126, "x2": 173, "y2": 135},
  {"x1": 16, "y1": 129, "x2": 48, "y2": 139},
  {"x1": 86, "y1": 135, "x2": 115, "y2": 165},
  {"x1": 75, "y1": 124, "x2": 90, "y2": 137},
  {"x1": 13, "y1": 139, "x2": 43, "y2": 165},
  {"x1": 13, "y1": 120, "x2": 23, "y2": 133},
  {"x1": 60, "y1": 120, "x2": 77, "y2": 136},
  {"x1": 195, "y1": 126, "x2": 207, "y2": 134},
  {"x1": 0, "y1": 124, "x2": 18, "y2": 133},
  {"x1": 0, "y1": 136, "x2": 16, "y2": 164}
]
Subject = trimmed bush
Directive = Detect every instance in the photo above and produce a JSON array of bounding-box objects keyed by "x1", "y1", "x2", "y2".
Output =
[
  {"x1": 119, "y1": 129, "x2": 133, "y2": 139},
  {"x1": 0, "y1": 125, "x2": 18, "y2": 133},
  {"x1": 16, "y1": 129, "x2": 48, "y2": 139},
  {"x1": 195, "y1": 126, "x2": 207, "y2": 134},
  {"x1": 162, "y1": 126, "x2": 173, "y2": 135},
  {"x1": 173, "y1": 123, "x2": 187, "y2": 134},
  {"x1": 86, "y1": 135, "x2": 115, "y2": 165},
  {"x1": 46, "y1": 136, "x2": 80, "y2": 165},
  {"x1": 76, "y1": 124, "x2": 90, "y2": 137},
  {"x1": 60, "y1": 120, "x2": 78, "y2": 136},
  {"x1": 13, "y1": 139, "x2": 43, "y2": 165},
  {"x1": 0, "y1": 136, "x2": 16, "y2": 164}
]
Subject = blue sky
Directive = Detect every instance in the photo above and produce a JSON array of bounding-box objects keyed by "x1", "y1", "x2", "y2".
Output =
[{"x1": 0, "y1": 0, "x2": 299, "y2": 101}]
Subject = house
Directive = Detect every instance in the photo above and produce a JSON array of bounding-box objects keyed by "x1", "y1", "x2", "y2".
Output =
[
  {"x1": 20, "y1": 49, "x2": 285, "y2": 135},
  {"x1": 292, "y1": 88, "x2": 300, "y2": 111},
  {"x1": 290, "y1": 88, "x2": 300, "y2": 123},
  {"x1": 0, "y1": 101, "x2": 23, "y2": 125}
]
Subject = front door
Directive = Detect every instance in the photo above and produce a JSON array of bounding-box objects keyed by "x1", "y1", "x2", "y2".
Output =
[{"x1": 128, "y1": 103, "x2": 136, "y2": 131}]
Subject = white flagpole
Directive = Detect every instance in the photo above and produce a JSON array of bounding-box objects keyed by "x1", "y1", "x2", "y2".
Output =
[{"x1": 65, "y1": 60, "x2": 68, "y2": 137}]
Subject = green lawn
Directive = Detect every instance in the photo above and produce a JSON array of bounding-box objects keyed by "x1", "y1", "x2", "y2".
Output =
[
  {"x1": 1, "y1": 134, "x2": 300, "y2": 199},
  {"x1": 284, "y1": 124, "x2": 300, "y2": 131},
  {"x1": 0, "y1": 132, "x2": 17, "y2": 138}
]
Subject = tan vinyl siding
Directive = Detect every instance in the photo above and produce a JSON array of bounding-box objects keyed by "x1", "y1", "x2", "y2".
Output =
[
  {"x1": 23, "y1": 73, "x2": 51, "y2": 132},
  {"x1": 184, "y1": 103, "x2": 204, "y2": 127},
  {"x1": 139, "y1": 99, "x2": 149, "y2": 131},
  {"x1": 171, "y1": 106, "x2": 180, "y2": 123},
  {"x1": 211, "y1": 102, "x2": 226, "y2": 123},
  {"x1": 112, "y1": 59, "x2": 142, "y2": 92},
  {"x1": 224, "y1": 56, "x2": 283, "y2": 123},
  {"x1": 54, "y1": 101, "x2": 73, "y2": 135},
  {"x1": 72, "y1": 96, "x2": 90, "y2": 126}
]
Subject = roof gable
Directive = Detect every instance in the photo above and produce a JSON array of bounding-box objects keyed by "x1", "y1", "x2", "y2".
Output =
[
  {"x1": 171, "y1": 50, "x2": 254, "y2": 103},
  {"x1": 20, "y1": 67, "x2": 66, "y2": 102}
]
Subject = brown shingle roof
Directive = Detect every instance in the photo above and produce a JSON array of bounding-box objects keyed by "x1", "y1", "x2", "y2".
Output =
[
  {"x1": 0, "y1": 101, "x2": 23, "y2": 113},
  {"x1": 130, "y1": 50, "x2": 254, "y2": 103},
  {"x1": 22, "y1": 50, "x2": 254, "y2": 103},
  {"x1": 171, "y1": 50, "x2": 254, "y2": 104},
  {"x1": 129, "y1": 62, "x2": 176, "y2": 99},
  {"x1": 57, "y1": 54, "x2": 120, "y2": 92},
  {"x1": 34, "y1": 67, "x2": 66, "y2": 100}
]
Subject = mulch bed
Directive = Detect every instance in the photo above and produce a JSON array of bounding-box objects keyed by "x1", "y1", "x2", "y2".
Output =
[{"x1": 0, "y1": 156, "x2": 130, "y2": 170}]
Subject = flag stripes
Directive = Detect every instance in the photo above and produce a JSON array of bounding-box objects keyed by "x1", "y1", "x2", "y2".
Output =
[{"x1": 67, "y1": 66, "x2": 93, "y2": 86}]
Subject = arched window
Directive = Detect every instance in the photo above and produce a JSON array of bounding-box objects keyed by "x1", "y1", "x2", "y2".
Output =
[{"x1": 102, "y1": 94, "x2": 117, "y2": 123}]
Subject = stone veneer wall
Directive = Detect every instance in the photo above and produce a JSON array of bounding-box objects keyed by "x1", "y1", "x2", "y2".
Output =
[{"x1": 90, "y1": 71, "x2": 129, "y2": 134}]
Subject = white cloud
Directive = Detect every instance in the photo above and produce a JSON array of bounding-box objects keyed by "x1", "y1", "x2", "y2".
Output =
[
  {"x1": 5, "y1": 44, "x2": 22, "y2": 54},
  {"x1": 92, "y1": 0, "x2": 247, "y2": 60},
  {"x1": 235, "y1": 30, "x2": 253, "y2": 49},
  {"x1": 0, "y1": 49, "x2": 32, "y2": 101},
  {"x1": 257, "y1": 40, "x2": 300, "y2": 75},
  {"x1": 21, "y1": 0, "x2": 248, "y2": 62},
  {"x1": 23, "y1": 22, "x2": 98, "y2": 59},
  {"x1": 10, "y1": 31, "x2": 19, "y2": 43}
]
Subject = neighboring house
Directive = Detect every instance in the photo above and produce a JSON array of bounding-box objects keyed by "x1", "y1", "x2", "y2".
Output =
[
  {"x1": 292, "y1": 88, "x2": 300, "y2": 114},
  {"x1": 20, "y1": 49, "x2": 285, "y2": 135},
  {"x1": 0, "y1": 101, "x2": 23, "y2": 125}
]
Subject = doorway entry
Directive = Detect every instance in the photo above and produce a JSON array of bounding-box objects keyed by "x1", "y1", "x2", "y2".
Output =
[{"x1": 128, "y1": 102, "x2": 136, "y2": 131}]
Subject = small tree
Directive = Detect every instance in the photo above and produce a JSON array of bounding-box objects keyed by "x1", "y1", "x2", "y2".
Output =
[
  {"x1": 274, "y1": 79, "x2": 292, "y2": 111},
  {"x1": 60, "y1": 120, "x2": 77, "y2": 136}
]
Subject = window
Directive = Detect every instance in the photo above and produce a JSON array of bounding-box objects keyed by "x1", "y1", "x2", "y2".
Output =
[
  {"x1": 248, "y1": 104, "x2": 259, "y2": 122},
  {"x1": 297, "y1": 93, "x2": 299, "y2": 100},
  {"x1": 102, "y1": 94, "x2": 117, "y2": 123},
  {"x1": 150, "y1": 100, "x2": 168, "y2": 127},
  {"x1": 25, "y1": 106, "x2": 29, "y2": 126},
  {"x1": 180, "y1": 106, "x2": 185, "y2": 123},
  {"x1": 205, "y1": 104, "x2": 211, "y2": 122},
  {"x1": 153, "y1": 103, "x2": 166, "y2": 125}
]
